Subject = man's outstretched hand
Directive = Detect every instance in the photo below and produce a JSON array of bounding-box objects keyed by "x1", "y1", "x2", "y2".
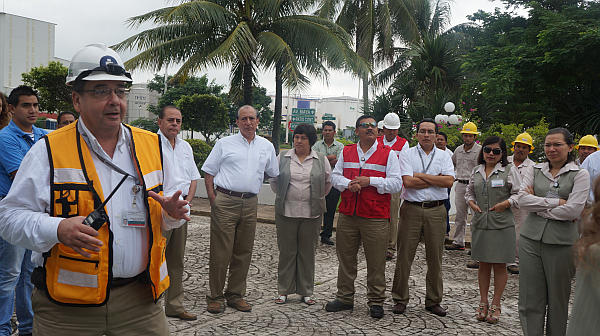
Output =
[{"x1": 149, "y1": 190, "x2": 191, "y2": 221}]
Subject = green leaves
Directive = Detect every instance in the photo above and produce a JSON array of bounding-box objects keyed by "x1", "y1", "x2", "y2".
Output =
[
  {"x1": 21, "y1": 61, "x2": 72, "y2": 114},
  {"x1": 175, "y1": 94, "x2": 228, "y2": 145}
]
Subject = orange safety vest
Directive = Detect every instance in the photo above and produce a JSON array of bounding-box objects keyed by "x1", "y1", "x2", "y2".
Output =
[
  {"x1": 338, "y1": 144, "x2": 392, "y2": 218},
  {"x1": 42, "y1": 121, "x2": 169, "y2": 306}
]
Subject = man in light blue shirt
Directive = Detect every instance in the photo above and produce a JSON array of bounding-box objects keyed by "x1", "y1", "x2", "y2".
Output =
[{"x1": 0, "y1": 85, "x2": 46, "y2": 336}]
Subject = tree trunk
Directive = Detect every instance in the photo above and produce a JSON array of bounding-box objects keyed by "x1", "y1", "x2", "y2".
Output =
[
  {"x1": 362, "y1": 75, "x2": 369, "y2": 113},
  {"x1": 272, "y1": 64, "x2": 283, "y2": 154},
  {"x1": 242, "y1": 62, "x2": 253, "y2": 105}
]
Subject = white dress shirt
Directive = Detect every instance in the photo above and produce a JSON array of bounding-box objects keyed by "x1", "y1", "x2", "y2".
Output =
[
  {"x1": 580, "y1": 150, "x2": 600, "y2": 202},
  {"x1": 0, "y1": 120, "x2": 183, "y2": 277},
  {"x1": 331, "y1": 139, "x2": 402, "y2": 194},
  {"x1": 202, "y1": 133, "x2": 279, "y2": 194},
  {"x1": 400, "y1": 144, "x2": 455, "y2": 202},
  {"x1": 158, "y1": 130, "x2": 201, "y2": 198}
]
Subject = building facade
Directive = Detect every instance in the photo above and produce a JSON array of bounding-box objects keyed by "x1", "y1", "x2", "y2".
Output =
[{"x1": 0, "y1": 12, "x2": 56, "y2": 94}]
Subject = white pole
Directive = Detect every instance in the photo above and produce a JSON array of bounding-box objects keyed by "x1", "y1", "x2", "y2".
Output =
[{"x1": 163, "y1": 64, "x2": 168, "y2": 94}]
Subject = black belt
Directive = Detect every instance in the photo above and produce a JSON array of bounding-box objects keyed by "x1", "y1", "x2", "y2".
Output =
[
  {"x1": 111, "y1": 273, "x2": 144, "y2": 288},
  {"x1": 406, "y1": 200, "x2": 445, "y2": 208},
  {"x1": 457, "y1": 179, "x2": 469, "y2": 184},
  {"x1": 216, "y1": 186, "x2": 256, "y2": 199},
  {"x1": 32, "y1": 267, "x2": 145, "y2": 290}
]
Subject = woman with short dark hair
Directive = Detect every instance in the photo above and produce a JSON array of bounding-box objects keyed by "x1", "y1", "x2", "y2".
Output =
[
  {"x1": 518, "y1": 127, "x2": 590, "y2": 335},
  {"x1": 466, "y1": 136, "x2": 521, "y2": 324},
  {"x1": 270, "y1": 123, "x2": 331, "y2": 305}
]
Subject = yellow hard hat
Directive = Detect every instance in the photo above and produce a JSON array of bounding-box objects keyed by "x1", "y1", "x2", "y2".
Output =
[
  {"x1": 511, "y1": 132, "x2": 534, "y2": 153},
  {"x1": 460, "y1": 122, "x2": 479, "y2": 135},
  {"x1": 576, "y1": 135, "x2": 600, "y2": 150}
]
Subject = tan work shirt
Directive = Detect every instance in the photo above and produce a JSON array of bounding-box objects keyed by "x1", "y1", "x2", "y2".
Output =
[
  {"x1": 507, "y1": 155, "x2": 536, "y2": 176},
  {"x1": 452, "y1": 143, "x2": 482, "y2": 180}
]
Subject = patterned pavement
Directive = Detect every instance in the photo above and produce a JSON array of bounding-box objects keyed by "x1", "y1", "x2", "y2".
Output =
[{"x1": 166, "y1": 215, "x2": 525, "y2": 335}]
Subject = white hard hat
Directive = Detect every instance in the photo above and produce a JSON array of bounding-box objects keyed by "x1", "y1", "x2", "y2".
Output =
[
  {"x1": 66, "y1": 43, "x2": 132, "y2": 85},
  {"x1": 383, "y1": 113, "x2": 400, "y2": 130},
  {"x1": 377, "y1": 120, "x2": 385, "y2": 130}
]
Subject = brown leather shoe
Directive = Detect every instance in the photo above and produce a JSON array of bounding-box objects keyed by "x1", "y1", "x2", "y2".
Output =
[
  {"x1": 206, "y1": 301, "x2": 225, "y2": 314},
  {"x1": 227, "y1": 298, "x2": 252, "y2": 312},
  {"x1": 507, "y1": 265, "x2": 519, "y2": 274},
  {"x1": 166, "y1": 311, "x2": 198, "y2": 320},
  {"x1": 466, "y1": 261, "x2": 480, "y2": 269},
  {"x1": 426, "y1": 304, "x2": 447, "y2": 317},
  {"x1": 392, "y1": 302, "x2": 406, "y2": 314}
]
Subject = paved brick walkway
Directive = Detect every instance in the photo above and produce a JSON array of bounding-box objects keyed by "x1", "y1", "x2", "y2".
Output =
[{"x1": 167, "y1": 215, "x2": 524, "y2": 335}]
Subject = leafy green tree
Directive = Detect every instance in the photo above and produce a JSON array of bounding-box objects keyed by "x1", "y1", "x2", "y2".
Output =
[
  {"x1": 175, "y1": 94, "x2": 228, "y2": 145},
  {"x1": 130, "y1": 117, "x2": 159, "y2": 132},
  {"x1": 21, "y1": 61, "x2": 72, "y2": 113},
  {"x1": 146, "y1": 74, "x2": 225, "y2": 116}
]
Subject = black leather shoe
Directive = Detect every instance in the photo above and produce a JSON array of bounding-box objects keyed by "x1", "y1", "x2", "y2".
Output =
[
  {"x1": 370, "y1": 305, "x2": 384, "y2": 319},
  {"x1": 392, "y1": 302, "x2": 406, "y2": 314},
  {"x1": 425, "y1": 304, "x2": 447, "y2": 317},
  {"x1": 321, "y1": 237, "x2": 334, "y2": 245},
  {"x1": 325, "y1": 299, "x2": 353, "y2": 312}
]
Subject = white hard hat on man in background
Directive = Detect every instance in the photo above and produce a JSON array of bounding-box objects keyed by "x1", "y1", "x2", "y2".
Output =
[{"x1": 383, "y1": 113, "x2": 400, "y2": 130}]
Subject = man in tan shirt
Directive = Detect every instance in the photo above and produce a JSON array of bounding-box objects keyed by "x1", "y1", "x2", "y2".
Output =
[{"x1": 447, "y1": 122, "x2": 481, "y2": 251}]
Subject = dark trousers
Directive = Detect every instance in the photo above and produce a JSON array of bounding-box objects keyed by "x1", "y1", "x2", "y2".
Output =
[{"x1": 320, "y1": 188, "x2": 340, "y2": 240}]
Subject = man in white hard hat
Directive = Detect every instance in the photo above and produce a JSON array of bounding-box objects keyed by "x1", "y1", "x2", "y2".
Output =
[
  {"x1": 377, "y1": 113, "x2": 409, "y2": 261},
  {"x1": 377, "y1": 120, "x2": 385, "y2": 137},
  {"x1": 0, "y1": 43, "x2": 190, "y2": 335}
]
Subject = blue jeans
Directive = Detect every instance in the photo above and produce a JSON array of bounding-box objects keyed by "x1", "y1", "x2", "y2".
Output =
[{"x1": 0, "y1": 237, "x2": 34, "y2": 335}]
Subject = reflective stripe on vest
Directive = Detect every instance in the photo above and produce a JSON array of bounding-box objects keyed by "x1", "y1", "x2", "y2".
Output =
[
  {"x1": 43, "y1": 121, "x2": 169, "y2": 306},
  {"x1": 338, "y1": 144, "x2": 392, "y2": 218}
]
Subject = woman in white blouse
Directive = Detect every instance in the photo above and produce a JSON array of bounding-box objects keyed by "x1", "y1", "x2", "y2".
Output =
[{"x1": 270, "y1": 124, "x2": 331, "y2": 305}]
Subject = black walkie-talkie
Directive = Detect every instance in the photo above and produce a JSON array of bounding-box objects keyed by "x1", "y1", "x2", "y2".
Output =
[{"x1": 83, "y1": 174, "x2": 129, "y2": 230}]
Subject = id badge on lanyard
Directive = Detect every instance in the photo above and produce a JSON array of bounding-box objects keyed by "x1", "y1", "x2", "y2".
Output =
[{"x1": 122, "y1": 184, "x2": 146, "y2": 228}]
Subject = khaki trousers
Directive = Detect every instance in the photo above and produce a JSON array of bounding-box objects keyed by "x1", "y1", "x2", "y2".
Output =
[
  {"x1": 32, "y1": 281, "x2": 169, "y2": 336},
  {"x1": 387, "y1": 192, "x2": 402, "y2": 254},
  {"x1": 518, "y1": 236, "x2": 575, "y2": 336},
  {"x1": 163, "y1": 221, "x2": 188, "y2": 315},
  {"x1": 275, "y1": 214, "x2": 321, "y2": 296},
  {"x1": 208, "y1": 191, "x2": 257, "y2": 303},
  {"x1": 452, "y1": 182, "x2": 468, "y2": 246},
  {"x1": 335, "y1": 214, "x2": 388, "y2": 306},
  {"x1": 392, "y1": 202, "x2": 447, "y2": 307}
]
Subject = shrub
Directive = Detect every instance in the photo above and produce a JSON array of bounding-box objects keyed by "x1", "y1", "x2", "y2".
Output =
[{"x1": 185, "y1": 139, "x2": 213, "y2": 177}]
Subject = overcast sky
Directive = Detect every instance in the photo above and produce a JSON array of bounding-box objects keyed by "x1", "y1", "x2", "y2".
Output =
[{"x1": 3, "y1": 0, "x2": 523, "y2": 98}]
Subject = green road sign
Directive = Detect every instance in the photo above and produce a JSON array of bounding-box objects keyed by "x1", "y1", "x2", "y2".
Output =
[
  {"x1": 291, "y1": 115, "x2": 315, "y2": 122},
  {"x1": 322, "y1": 116, "x2": 336, "y2": 120},
  {"x1": 292, "y1": 108, "x2": 315, "y2": 116}
]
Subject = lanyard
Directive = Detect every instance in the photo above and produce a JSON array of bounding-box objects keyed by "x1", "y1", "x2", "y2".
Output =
[
  {"x1": 417, "y1": 147, "x2": 436, "y2": 174},
  {"x1": 77, "y1": 121, "x2": 141, "y2": 186}
]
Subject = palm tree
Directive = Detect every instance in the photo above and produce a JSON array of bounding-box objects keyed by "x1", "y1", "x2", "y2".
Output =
[
  {"x1": 316, "y1": 0, "x2": 418, "y2": 113},
  {"x1": 373, "y1": 0, "x2": 463, "y2": 120},
  {"x1": 114, "y1": 0, "x2": 367, "y2": 152}
]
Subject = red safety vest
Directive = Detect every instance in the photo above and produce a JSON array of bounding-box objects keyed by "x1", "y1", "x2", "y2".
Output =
[
  {"x1": 338, "y1": 143, "x2": 392, "y2": 218},
  {"x1": 377, "y1": 135, "x2": 407, "y2": 156}
]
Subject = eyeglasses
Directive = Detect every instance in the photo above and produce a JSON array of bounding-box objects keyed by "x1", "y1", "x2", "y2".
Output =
[
  {"x1": 483, "y1": 147, "x2": 502, "y2": 155},
  {"x1": 358, "y1": 122, "x2": 377, "y2": 129},
  {"x1": 81, "y1": 87, "x2": 130, "y2": 99},
  {"x1": 544, "y1": 143, "x2": 566, "y2": 148}
]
